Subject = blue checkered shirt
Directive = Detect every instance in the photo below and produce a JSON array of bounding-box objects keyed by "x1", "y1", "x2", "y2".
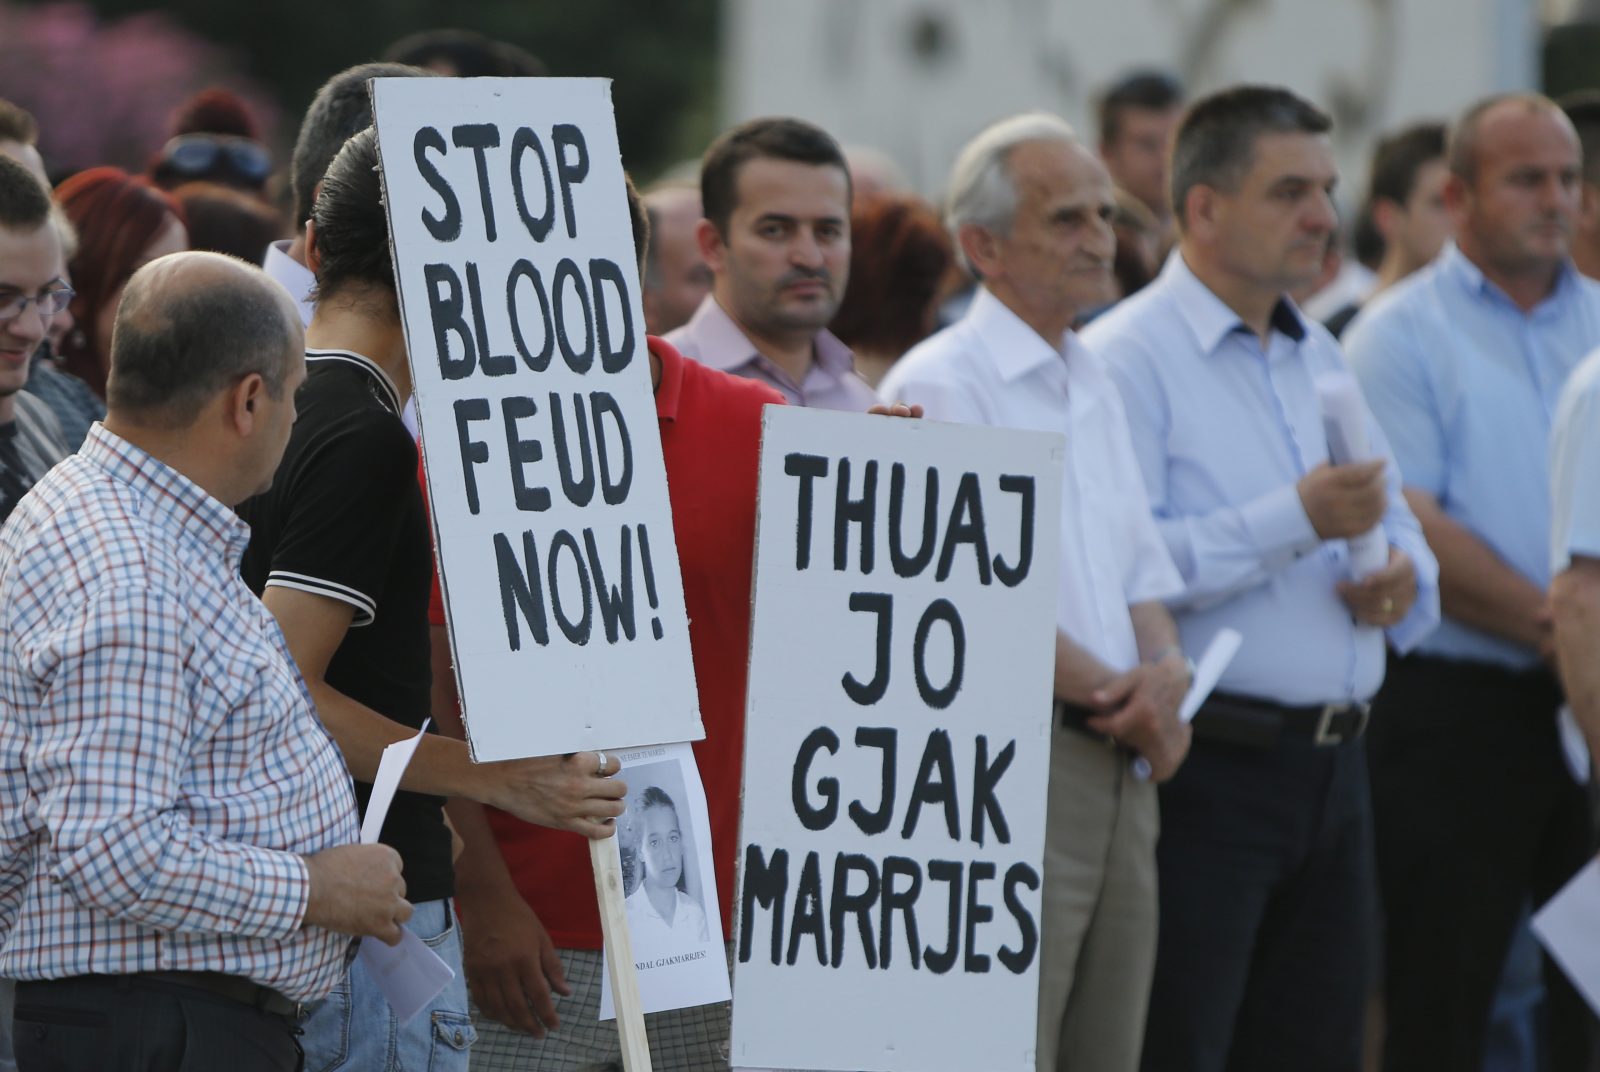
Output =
[{"x1": 0, "y1": 425, "x2": 360, "y2": 1001}]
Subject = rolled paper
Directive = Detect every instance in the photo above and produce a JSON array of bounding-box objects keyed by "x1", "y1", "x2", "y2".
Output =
[{"x1": 1316, "y1": 372, "x2": 1389, "y2": 580}]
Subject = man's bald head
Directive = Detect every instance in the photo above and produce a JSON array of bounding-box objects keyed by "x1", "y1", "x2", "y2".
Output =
[
  {"x1": 1449, "y1": 94, "x2": 1577, "y2": 186},
  {"x1": 640, "y1": 182, "x2": 711, "y2": 335},
  {"x1": 109, "y1": 251, "x2": 302, "y2": 425}
]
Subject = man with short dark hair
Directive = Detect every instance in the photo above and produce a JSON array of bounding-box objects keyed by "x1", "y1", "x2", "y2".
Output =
[
  {"x1": 665, "y1": 116, "x2": 878, "y2": 411},
  {"x1": 239, "y1": 128, "x2": 626, "y2": 1072},
  {"x1": 641, "y1": 182, "x2": 711, "y2": 335},
  {"x1": 0, "y1": 102, "x2": 44, "y2": 188},
  {"x1": 0, "y1": 156, "x2": 69, "y2": 527},
  {"x1": 1325, "y1": 122, "x2": 1451, "y2": 336},
  {"x1": 0, "y1": 249, "x2": 412, "y2": 1072},
  {"x1": 1346, "y1": 92, "x2": 1600, "y2": 1071},
  {"x1": 264, "y1": 63, "x2": 428, "y2": 325},
  {"x1": 1560, "y1": 90, "x2": 1600, "y2": 281},
  {"x1": 1084, "y1": 85, "x2": 1438, "y2": 1071},
  {"x1": 1098, "y1": 70, "x2": 1184, "y2": 249}
]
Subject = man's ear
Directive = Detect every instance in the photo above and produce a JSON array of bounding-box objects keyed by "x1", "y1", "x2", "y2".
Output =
[
  {"x1": 1182, "y1": 185, "x2": 1222, "y2": 245},
  {"x1": 1443, "y1": 172, "x2": 1471, "y2": 229},
  {"x1": 957, "y1": 222, "x2": 1001, "y2": 282},
  {"x1": 1371, "y1": 198, "x2": 1400, "y2": 244},
  {"x1": 695, "y1": 217, "x2": 726, "y2": 274},
  {"x1": 227, "y1": 373, "x2": 268, "y2": 435},
  {"x1": 304, "y1": 217, "x2": 323, "y2": 276}
]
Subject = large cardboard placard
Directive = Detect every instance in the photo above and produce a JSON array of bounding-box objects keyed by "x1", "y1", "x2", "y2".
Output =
[
  {"x1": 732, "y1": 407, "x2": 1062, "y2": 1072},
  {"x1": 371, "y1": 77, "x2": 702, "y2": 761}
]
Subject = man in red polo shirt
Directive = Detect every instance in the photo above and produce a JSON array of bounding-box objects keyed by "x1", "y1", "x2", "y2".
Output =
[{"x1": 427, "y1": 182, "x2": 915, "y2": 1069}]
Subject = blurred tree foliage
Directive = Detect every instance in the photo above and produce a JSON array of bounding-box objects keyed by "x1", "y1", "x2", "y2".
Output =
[{"x1": 79, "y1": 0, "x2": 721, "y2": 181}]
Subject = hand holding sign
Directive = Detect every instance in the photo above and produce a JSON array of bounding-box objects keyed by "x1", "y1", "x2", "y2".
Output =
[{"x1": 478, "y1": 749, "x2": 628, "y2": 837}]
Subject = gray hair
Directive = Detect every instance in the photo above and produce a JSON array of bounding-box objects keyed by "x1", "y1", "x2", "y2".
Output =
[{"x1": 944, "y1": 112, "x2": 1080, "y2": 274}]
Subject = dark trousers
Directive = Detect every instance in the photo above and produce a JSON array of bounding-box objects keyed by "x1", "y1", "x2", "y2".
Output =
[
  {"x1": 1367, "y1": 653, "x2": 1594, "y2": 1072},
  {"x1": 1140, "y1": 731, "x2": 1374, "y2": 1072},
  {"x1": 12, "y1": 975, "x2": 303, "y2": 1072}
]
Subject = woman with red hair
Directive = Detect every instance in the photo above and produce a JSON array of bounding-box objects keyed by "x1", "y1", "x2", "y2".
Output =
[
  {"x1": 53, "y1": 168, "x2": 187, "y2": 397},
  {"x1": 830, "y1": 191, "x2": 957, "y2": 386}
]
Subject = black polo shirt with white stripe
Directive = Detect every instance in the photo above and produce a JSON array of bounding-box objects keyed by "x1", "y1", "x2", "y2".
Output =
[{"x1": 239, "y1": 348, "x2": 450, "y2": 903}]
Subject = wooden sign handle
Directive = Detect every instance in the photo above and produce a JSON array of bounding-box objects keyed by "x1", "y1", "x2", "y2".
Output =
[{"x1": 591, "y1": 836, "x2": 654, "y2": 1071}]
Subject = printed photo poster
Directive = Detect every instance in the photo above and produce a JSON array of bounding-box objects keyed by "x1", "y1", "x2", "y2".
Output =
[
  {"x1": 599, "y1": 742, "x2": 730, "y2": 1019},
  {"x1": 732, "y1": 407, "x2": 1063, "y2": 1072},
  {"x1": 370, "y1": 76, "x2": 702, "y2": 761}
]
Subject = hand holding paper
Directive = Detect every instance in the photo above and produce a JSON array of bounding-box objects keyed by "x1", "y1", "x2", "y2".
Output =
[
  {"x1": 1130, "y1": 629, "x2": 1242, "y2": 781},
  {"x1": 356, "y1": 721, "x2": 458, "y2": 1023},
  {"x1": 1315, "y1": 372, "x2": 1388, "y2": 578}
]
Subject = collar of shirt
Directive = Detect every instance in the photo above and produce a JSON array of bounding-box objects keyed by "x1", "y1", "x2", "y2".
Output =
[
  {"x1": 1437, "y1": 240, "x2": 1580, "y2": 322},
  {"x1": 962, "y1": 286, "x2": 1080, "y2": 383},
  {"x1": 680, "y1": 294, "x2": 855, "y2": 384},
  {"x1": 651, "y1": 335, "x2": 686, "y2": 423},
  {"x1": 262, "y1": 240, "x2": 315, "y2": 328},
  {"x1": 80, "y1": 423, "x2": 250, "y2": 563},
  {"x1": 305, "y1": 348, "x2": 403, "y2": 415},
  {"x1": 1161, "y1": 252, "x2": 1308, "y2": 357}
]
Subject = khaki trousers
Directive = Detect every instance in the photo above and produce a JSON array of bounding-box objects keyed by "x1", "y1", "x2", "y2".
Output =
[{"x1": 1035, "y1": 724, "x2": 1160, "y2": 1072}]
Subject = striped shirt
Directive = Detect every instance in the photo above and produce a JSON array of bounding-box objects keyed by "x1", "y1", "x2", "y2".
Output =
[{"x1": 0, "y1": 424, "x2": 360, "y2": 1001}]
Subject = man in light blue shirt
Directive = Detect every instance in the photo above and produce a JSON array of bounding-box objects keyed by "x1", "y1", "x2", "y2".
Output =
[
  {"x1": 1083, "y1": 85, "x2": 1439, "y2": 1072},
  {"x1": 1552, "y1": 347, "x2": 1600, "y2": 761},
  {"x1": 1344, "y1": 93, "x2": 1600, "y2": 1072}
]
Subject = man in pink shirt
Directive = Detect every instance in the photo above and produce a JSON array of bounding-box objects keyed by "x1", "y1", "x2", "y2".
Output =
[{"x1": 665, "y1": 117, "x2": 879, "y2": 411}]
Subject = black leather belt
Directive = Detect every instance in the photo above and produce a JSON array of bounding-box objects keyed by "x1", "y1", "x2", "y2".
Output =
[
  {"x1": 141, "y1": 971, "x2": 301, "y2": 1017},
  {"x1": 1195, "y1": 691, "x2": 1370, "y2": 748}
]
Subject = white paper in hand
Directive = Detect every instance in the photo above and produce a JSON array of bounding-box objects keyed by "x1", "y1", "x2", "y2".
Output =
[
  {"x1": 1534, "y1": 860, "x2": 1600, "y2": 1015},
  {"x1": 1316, "y1": 372, "x2": 1388, "y2": 579},
  {"x1": 356, "y1": 721, "x2": 456, "y2": 1022},
  {"x1": 1178, "y1": 629, "x2": 1244, "y2": 724}
]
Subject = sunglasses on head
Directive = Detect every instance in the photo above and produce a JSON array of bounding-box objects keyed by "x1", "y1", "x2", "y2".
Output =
[{"x1": 158, "y1": 134, "x2": 272, "y2": 184}]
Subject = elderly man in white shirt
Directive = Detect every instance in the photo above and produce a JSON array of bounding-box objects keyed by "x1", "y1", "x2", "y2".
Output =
[{"x1": 879, "y1": 112, "x2": 1191, "y2": 1072}]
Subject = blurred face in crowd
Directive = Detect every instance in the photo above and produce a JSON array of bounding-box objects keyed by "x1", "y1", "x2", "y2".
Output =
[
  {"x1": 642, "y1": 186, "x2": 712, "y2": 335},
  {"x1": 701, "y1": 157, "x2": 851, "y2": 340},
  {"x1": 969, "y1": 139, "x2": 1116, "y2": 337},
  {"x1": 1450, "y1": 102, "x2": 1581, "y2": 279},
  {"x1": 1200, "y1": 131, "x2": 1339, "y2": 297},
  {"x1": 639, "y1": 803, "x2": 684, "y2": 892},
  {"x1": 1383, "y1": 158, "x2": 1453, "y2": 270},
  {"x1": 1102, "y1": 106, "x2": 1181, "y2": 218},
  {"x1": 95, "y1": 214, "x2": 187, "y2": 360},
  {"x1": 0, "y1": 222, "x2": 64, "y2": 400}
]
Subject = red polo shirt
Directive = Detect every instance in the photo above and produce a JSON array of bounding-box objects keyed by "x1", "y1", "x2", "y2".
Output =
[{"x1": 423, "y1": 336, "x2": 783, "y2": 947}]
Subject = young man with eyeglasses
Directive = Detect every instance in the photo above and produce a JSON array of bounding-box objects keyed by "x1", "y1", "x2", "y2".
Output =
[{"x1": 0, "y1": 155, "x2": 69, "y2": 526}]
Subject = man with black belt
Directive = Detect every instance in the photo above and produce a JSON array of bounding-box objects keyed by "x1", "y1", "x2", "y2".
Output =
[
  {"x1": 881, "y1": 111, "x2": 1192, "y2": 1072},
  {"x1": 238, "y1": 127, "x2": 626, "y2": 1071},
  {"x1": 0, "y1": 250, "x2": 413, "y2": 1071},
  {"x1": 1345, "y1": 93, "x2": 1600, "y2": 1070},
  {"x1": 1082, "y1": 85, "x2": 1438, "y2": 1072}
]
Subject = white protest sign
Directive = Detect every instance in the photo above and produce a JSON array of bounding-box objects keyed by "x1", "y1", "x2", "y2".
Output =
[
  {"x1": 599, "y1": 742, "x2": 730, "y2": 1020},
  {"x1": 371, "y1": 77, "x2": 702, "y2": 761},
  {"x1": 732, "y1": 408, "x2": 1061, "y2": 1072}
]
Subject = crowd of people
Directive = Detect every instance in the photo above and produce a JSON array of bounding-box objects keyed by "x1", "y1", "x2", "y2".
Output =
[{"x1": 0, "y1": 28, "x2": 1598, "y2": 1072}]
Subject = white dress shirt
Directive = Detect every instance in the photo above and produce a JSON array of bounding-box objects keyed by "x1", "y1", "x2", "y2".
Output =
[{"x1": 880, "y1": 286, "x2": 1182, "y2": 672}]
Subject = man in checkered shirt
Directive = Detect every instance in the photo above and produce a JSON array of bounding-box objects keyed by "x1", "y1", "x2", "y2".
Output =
[{"x1": 0, "y1": 250, "x2": 411, "y2": 1072}]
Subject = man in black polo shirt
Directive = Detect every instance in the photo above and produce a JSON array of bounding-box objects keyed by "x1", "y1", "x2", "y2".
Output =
[{"x1": 238, "y1": 126, "x2": 626, "y2": 1071}]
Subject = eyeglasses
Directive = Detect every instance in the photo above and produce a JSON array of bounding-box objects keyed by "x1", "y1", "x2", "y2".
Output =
[
  {"x1": 158, "y1": 134, "x2": 272, "y2": 184},
  {"x1": 0, "y1": 285, "x2": 74, "y2": 323}
]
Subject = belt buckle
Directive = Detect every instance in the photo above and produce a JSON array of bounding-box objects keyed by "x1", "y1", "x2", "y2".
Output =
[
  {"x1": 1313, "y1": 702, "x2": 1370, "y2": 746},
  {"x1": 1313, "y1": 704, "x2": 1344, "y2": 746}
]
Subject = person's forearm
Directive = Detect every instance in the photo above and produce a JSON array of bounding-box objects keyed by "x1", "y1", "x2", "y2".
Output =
[
  {"x1": 1405, "y1": 489, "x2": 1546, "y2": 651},
  {"x1": 1552, "y1": 565, "x2": 1600, "y2": 760},
  {"x1": 1054, "y1": 629, "x2": 1117, "y2": 706},
  {"x1": 1128, "y1": 601, "x2": 1181, "y2": 664},
  {"x1": 306, "y1": 678, "x2": 475, "y2": 796}
]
